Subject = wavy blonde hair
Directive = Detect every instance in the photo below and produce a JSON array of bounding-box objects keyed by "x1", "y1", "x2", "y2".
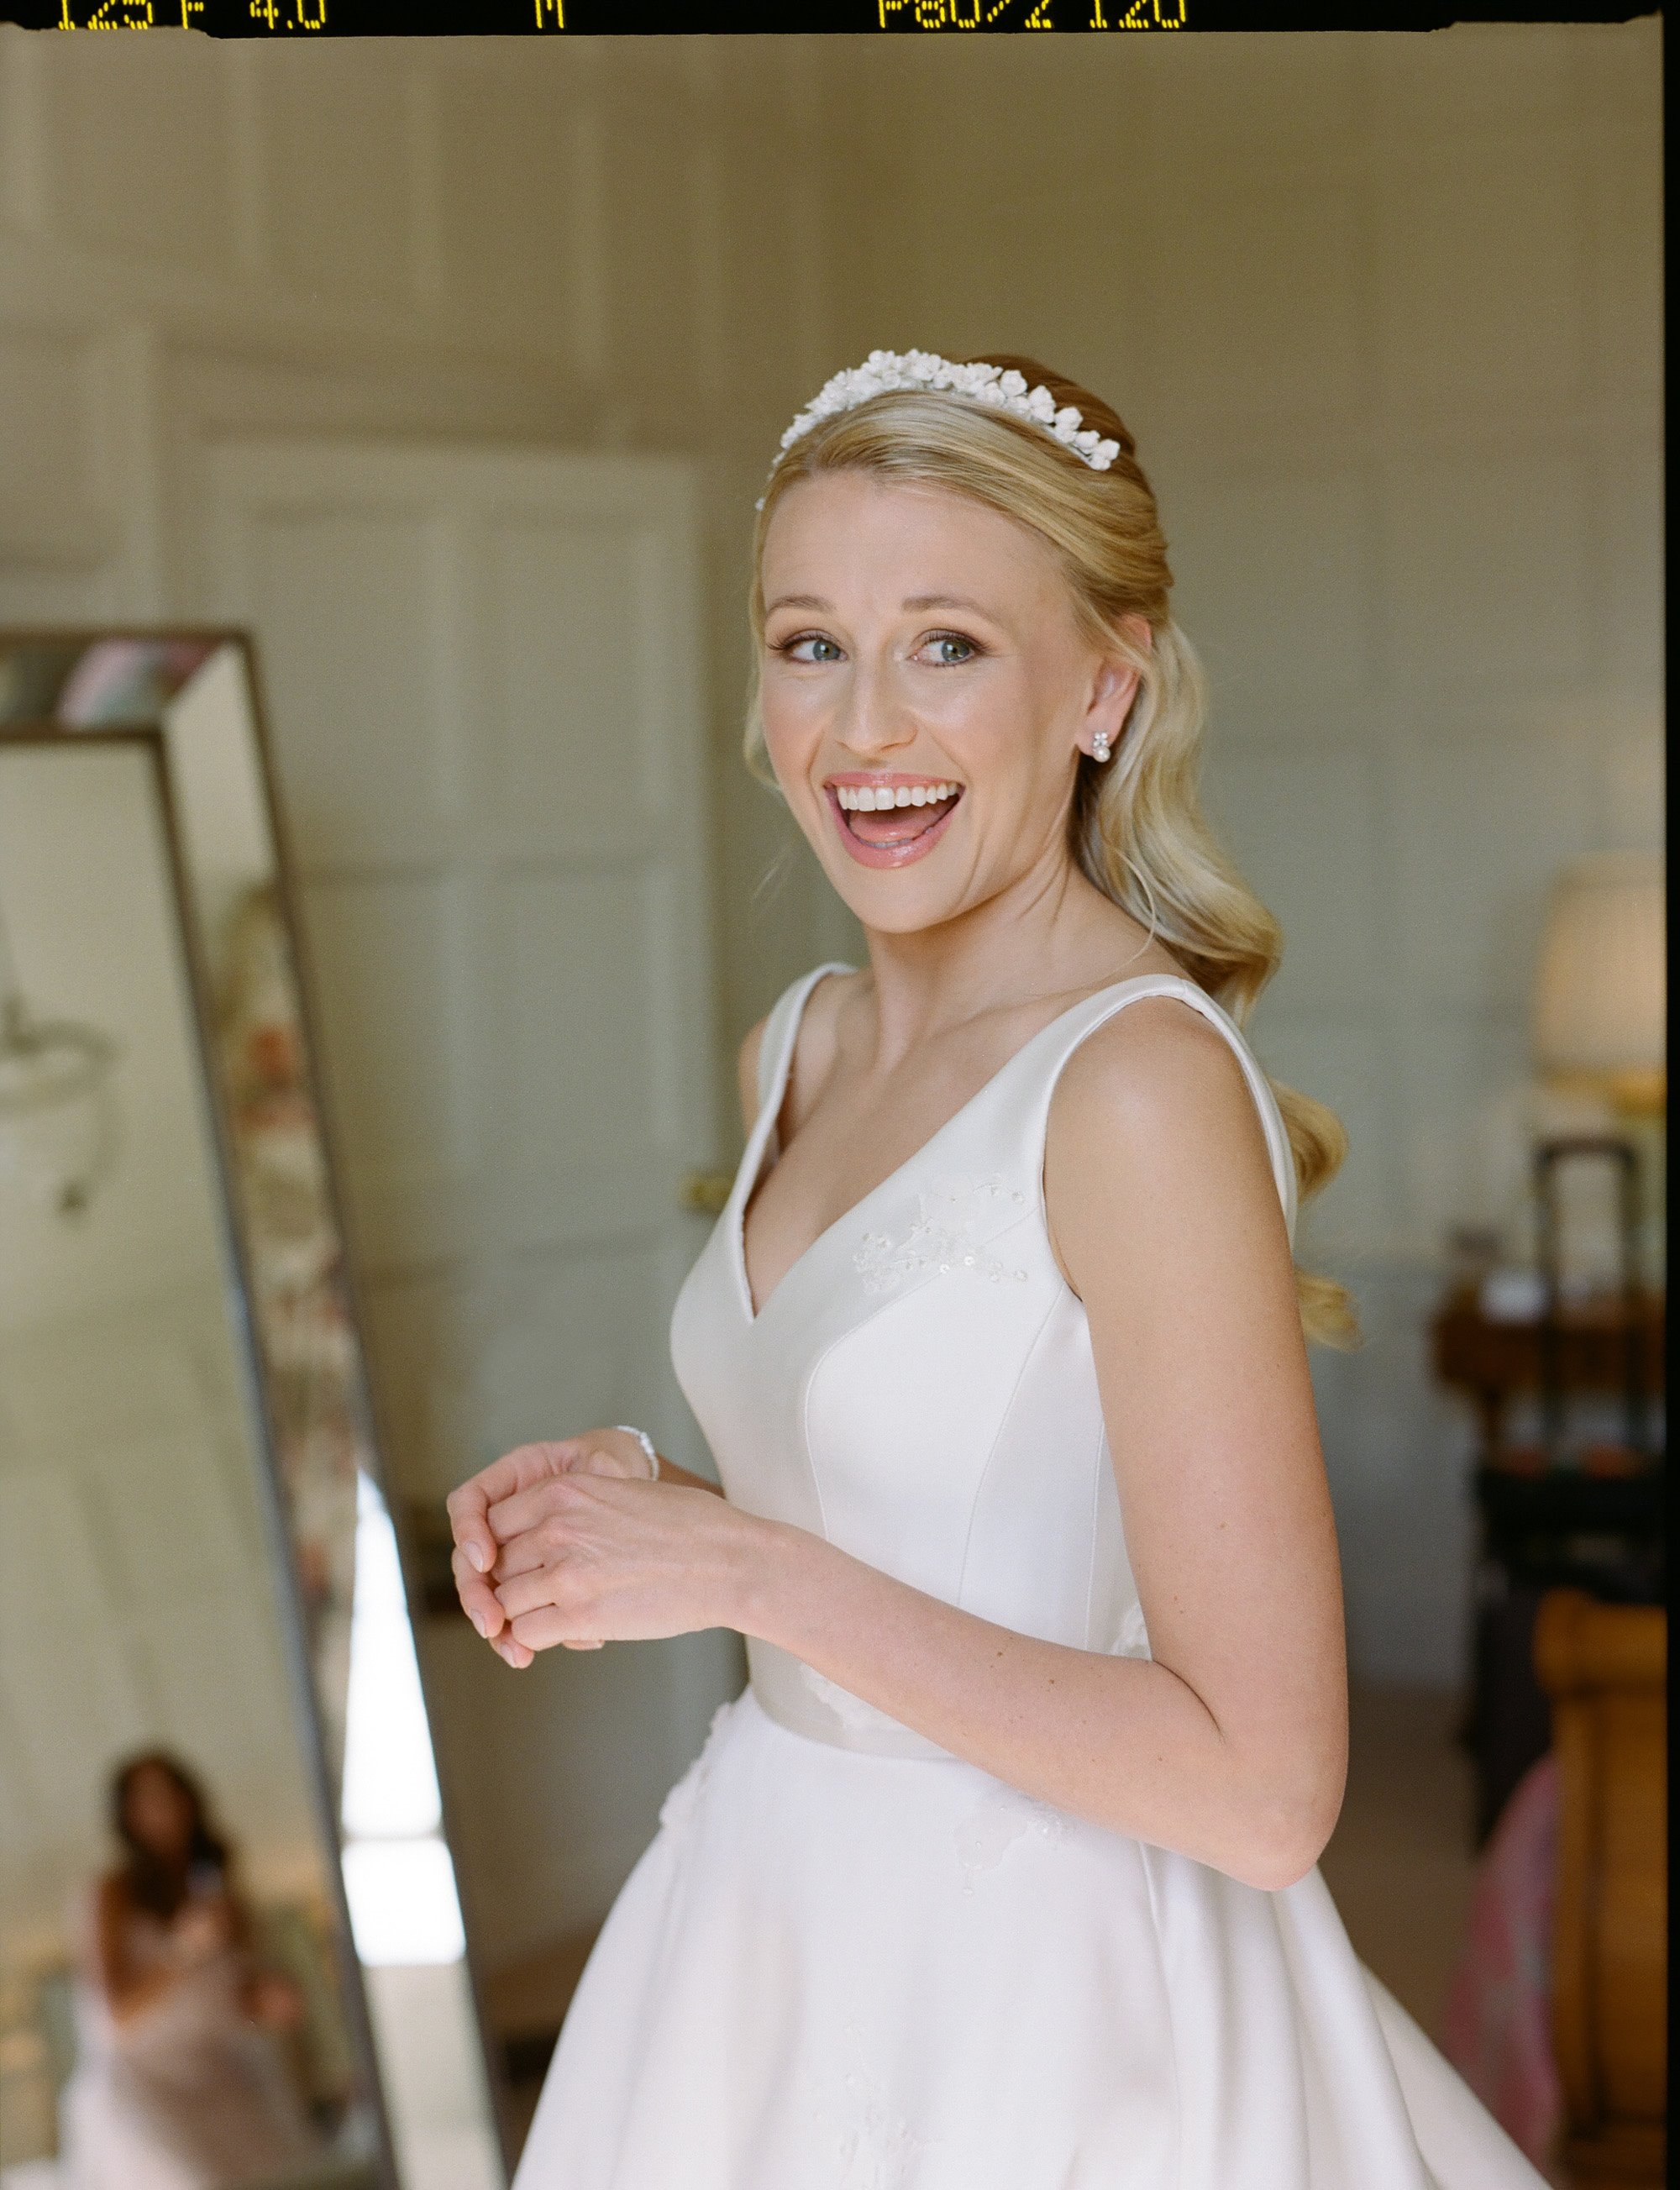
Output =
[{"x1": 743, "y1": 351, "x2": 1361, "y2": 1351}]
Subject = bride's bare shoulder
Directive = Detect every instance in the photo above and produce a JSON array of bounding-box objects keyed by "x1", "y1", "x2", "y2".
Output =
[{"x1": 1044, "y1": 984, "x2": 1281, "y2": 1296}]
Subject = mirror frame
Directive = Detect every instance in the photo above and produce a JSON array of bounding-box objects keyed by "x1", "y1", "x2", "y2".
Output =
[{"x1": 0, "y1": 627, "x2": 514, "y2": 2181}]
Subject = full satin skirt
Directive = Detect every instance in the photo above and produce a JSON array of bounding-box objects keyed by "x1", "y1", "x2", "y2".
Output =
[{"x1": 512, "y1": 1691, "x2": 1548, "y2": 2190}]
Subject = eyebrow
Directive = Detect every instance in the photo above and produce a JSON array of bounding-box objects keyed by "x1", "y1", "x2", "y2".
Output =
[{"x1": 764, "y1": 592, "x2": 998, "y2": 617}]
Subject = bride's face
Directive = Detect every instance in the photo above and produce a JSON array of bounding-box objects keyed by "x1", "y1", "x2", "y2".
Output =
[{"x1": 758, "y1": 470, "x2": 1137, "y2": 937}]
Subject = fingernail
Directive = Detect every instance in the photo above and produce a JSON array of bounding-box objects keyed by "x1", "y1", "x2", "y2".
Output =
[
  {"x1": 470, "y1": 1610, "x2": 488, "y2": 1639},
  {"x1": 466, "y1": 1541, "x2": 489, "y2": 1573}
]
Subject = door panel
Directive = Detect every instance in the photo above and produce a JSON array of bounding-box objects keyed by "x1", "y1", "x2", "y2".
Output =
[{"x1": 199, "y1": 439, "x2": 741, "y2": 2004}]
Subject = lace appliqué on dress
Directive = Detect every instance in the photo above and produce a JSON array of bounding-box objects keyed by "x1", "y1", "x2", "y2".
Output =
[
  {"x1": 953, "y1": 1782, "x2": 1068, "y2": 1896},
  {"x1": 657, "y1": 1698, "x2": 738, "y2": 1837},
  {"x1": 853, "y1": 1172, "x2": 1029, "y2": 1297},
  {"x1": 810, "y1": 2020, "x2": 938, "y2": 2190}
]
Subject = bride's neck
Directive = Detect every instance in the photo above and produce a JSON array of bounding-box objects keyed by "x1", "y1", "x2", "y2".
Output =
[{"x1": 853, "y1": 856, "x2": 1136, "y2": 1060}]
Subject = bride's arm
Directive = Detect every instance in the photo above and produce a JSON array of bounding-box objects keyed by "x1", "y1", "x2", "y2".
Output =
[{"x1": 482, "y1": 1000, "x2": 1347, "y2": 1890}]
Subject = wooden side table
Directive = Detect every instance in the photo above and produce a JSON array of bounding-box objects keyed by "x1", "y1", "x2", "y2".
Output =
[
  {"x1": 1431, "y1": 1280, "x2": 1666, "y2": 1466},
  {"x1": 1430, "y1": 1281, "x2": 1667, "y2": 1844}
]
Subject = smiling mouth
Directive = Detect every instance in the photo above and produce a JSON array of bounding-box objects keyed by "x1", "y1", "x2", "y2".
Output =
[{"x1": 830, "y1": 779, "x2": 964, "y2": 851}]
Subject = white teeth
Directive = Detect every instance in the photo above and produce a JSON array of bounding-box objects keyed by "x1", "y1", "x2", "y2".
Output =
[{"x1": 833, "y1": 781, "x2": 960, "y2": 811}]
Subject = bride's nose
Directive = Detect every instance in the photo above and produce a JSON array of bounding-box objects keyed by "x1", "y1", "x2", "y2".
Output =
[{"x1": 834, "y1": 651, "x2": 918, "y2": 763}]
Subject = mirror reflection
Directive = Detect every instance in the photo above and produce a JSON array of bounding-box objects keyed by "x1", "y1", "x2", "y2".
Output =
[
  {"x1": 0, "y1": 733, "x2": 381, "y2": 2190},
  {"x1": 0, "y1": 633, "x2": 507, "y2": 2190}
]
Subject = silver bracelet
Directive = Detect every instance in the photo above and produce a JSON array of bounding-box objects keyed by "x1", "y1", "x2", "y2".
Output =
[{"x1": 614, "y1": 1425, "x2": 661, "y2": 1482}]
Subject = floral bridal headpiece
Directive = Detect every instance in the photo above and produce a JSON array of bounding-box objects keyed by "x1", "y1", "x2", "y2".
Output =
[{"x1": 755, "y1": 348, "x2": 1125, "y2": 509}]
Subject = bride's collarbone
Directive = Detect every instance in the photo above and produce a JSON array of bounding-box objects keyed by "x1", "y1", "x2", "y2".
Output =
[{"x1": 810, "y1": 954, "x2": 1188, "y2": 1114}]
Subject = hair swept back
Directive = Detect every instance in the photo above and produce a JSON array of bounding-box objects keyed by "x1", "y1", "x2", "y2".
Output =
[{"x1": 743, "y1": 350, "x2": 1360, "y2": 1350}]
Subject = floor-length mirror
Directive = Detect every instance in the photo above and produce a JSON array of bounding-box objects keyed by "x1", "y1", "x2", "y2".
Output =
[
  {"x1": 0, "y1": 634, "x2": 507, "y2": 2190},
  {"x1": 0, "y1": 731, "x2": 386, "y2": 2190}
]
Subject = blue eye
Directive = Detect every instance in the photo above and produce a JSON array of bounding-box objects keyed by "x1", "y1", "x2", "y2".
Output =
[
  {"x1": 775, "y1": 634, "x2": 843, "y2": 664},
  {"x1": 921, "y1": 633, "x2": 979, "y2": 666}
]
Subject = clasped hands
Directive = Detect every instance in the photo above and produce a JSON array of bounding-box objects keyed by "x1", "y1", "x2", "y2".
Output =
[{"x1": 446, "y1": 1430, "x2": 759, "y2": 1669}]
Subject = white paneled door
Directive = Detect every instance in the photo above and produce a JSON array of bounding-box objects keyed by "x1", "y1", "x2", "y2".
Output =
[{"x1": 198, "y1": 440, "x2": 741, "y2": 1960}]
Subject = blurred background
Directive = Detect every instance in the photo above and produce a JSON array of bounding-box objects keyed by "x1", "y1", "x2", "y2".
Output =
[{"x1": 0, "y1": 19, "x2": 1664, "y2": 2190}]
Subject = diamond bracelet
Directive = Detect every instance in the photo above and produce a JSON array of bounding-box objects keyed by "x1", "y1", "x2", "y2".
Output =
[{"x1": 614, "y1": 1425, "x2": 662, "y2": 1483}]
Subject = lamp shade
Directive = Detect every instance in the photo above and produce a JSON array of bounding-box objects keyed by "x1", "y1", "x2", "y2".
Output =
[{"x1": 1531, "y1": 850, "x2": 1666, "y2": 1107}]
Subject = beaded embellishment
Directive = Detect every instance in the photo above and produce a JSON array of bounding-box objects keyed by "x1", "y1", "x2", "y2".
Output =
[
  {"x1": 953, "y1": 1783, "x2": 1068, "y2": 1896},
  {"x1": 808, "y1": 2019, "x2": 934, "y2": 2188},
  {"x1": 853, "y1": 1173, "x2": 1030, "y2": 1298}
]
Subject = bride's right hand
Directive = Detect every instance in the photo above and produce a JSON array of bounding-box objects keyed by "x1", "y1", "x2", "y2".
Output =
[{"x1": 447, "y1": 1433, "x2": 657, "y2": 1664}]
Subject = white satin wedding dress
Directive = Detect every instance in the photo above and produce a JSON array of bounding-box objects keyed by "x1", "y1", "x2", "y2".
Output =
[{"x1": 513, "y1": 961, "x2": 1549, "y2": 2190}]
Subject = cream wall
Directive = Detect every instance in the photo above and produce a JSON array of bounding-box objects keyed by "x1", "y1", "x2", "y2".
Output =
[{"x1": 0, "y1": 26, "x2": 1661, "y2": 1709}]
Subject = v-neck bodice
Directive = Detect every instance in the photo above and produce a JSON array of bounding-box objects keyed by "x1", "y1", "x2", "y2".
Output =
[
  {"x1": 669, "y1": 958, "x2": 1298, "y2": 1759},
  {"x1": 732, "y1": 963, "x2": 1123, "y2": 1326}
]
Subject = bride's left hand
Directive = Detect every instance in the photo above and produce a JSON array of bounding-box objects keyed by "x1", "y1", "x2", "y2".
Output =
[{"x1": 487, "y1": 1473, "x2": 768, "y2": 1665}]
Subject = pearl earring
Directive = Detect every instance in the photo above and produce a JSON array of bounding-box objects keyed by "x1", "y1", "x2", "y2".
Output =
[{"x1": 1090, "y1": 730, "x2": 1112, "y2": 763}]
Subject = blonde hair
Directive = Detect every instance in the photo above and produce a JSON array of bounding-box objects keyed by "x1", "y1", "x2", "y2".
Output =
[{"x1": 743, "y1": 352, "x2": 1361, "y2": 1351}]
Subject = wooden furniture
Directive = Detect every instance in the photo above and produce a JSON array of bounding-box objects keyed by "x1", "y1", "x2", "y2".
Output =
[
  {"x1": 1534, "y1": 1589, "x2": 1667, "y2": 2186},
  {"x1": 1431, "y1": 1280, "x2": 1666, "y2": 1842},
  {"x1": 1431, "y1": 1280, "x2": 1666, "y2": 1465}
]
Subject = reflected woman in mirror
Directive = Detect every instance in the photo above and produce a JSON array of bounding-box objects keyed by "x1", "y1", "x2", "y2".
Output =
[
  {"x1": 449, "y1": 351, "x2": 1551, "y2": 2187},
  {"x1": 60, "y1": 1750, "x2": 323, "y2": 2190}
]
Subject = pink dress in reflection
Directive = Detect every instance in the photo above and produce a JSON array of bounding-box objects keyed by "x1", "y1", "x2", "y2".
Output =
[{"x1": 60, "y1": 1883, "x2": 322, "y2": 2190}]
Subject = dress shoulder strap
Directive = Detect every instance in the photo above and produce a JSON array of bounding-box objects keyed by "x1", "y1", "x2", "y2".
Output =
[
  {"x1": 1032, "y1": 974, "x2": 1299, "y2": 1250},
  {"x1": 753, "y1": 961, "x2": 858, "y2": 1145}
]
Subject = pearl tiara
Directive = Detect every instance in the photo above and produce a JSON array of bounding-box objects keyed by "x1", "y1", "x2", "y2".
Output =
[{"x1": 756, "y1": 348, "x2": 1125, "y2": 509}]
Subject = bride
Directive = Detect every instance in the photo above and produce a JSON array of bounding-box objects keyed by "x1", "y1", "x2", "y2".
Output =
[{"x1": 449, "y1": 349, "x2": 1549, "y2": 2187}]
